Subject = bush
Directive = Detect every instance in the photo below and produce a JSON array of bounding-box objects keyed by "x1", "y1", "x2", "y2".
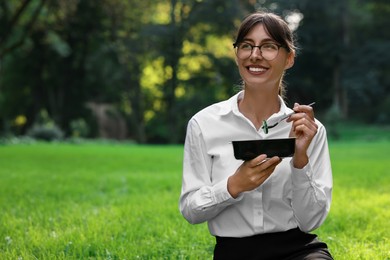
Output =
[
  {"x1": 25, "y1": 109, "x2": 64, "y2": 141},
  {"x1": 26, "y1": 124, "x2": 64, "y2": 141},
  {"x1": 0, "y1": 136, "x2": 36, "y2": 145},
  {"x1": 70, "y1": 118, "x2": 90, "y2": 138}
]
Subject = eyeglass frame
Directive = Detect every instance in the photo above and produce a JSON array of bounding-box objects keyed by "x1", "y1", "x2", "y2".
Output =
[{"x1": 233, "y1": 41, "x2": 287, "y2": 61}]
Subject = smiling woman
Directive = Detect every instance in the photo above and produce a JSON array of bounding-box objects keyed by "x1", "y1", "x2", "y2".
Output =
[{"x1": 179, "y1": 11, "x2": 333, "y2": 260}]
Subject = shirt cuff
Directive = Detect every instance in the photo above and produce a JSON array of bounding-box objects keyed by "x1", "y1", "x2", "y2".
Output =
[
  {"x1": 212, "y1": 177, "x2": 244, "y2": 204},
  {"x1": 290, "y1": 161, "x2": 313, "y2": 190}
]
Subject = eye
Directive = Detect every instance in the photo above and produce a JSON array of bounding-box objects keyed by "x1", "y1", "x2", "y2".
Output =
[
  {"x1": 239, "y1": 43, "x2": 252, "y2": 50},
  {"x1": 262, "y1": 43, "x2": 279, "y2": 51}
]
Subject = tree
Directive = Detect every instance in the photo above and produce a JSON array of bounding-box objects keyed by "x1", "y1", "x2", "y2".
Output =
[
  {"x1": 0, "y1": 0, "x2": 46, "y2": 58},
  {"x1": 1, "y1": 0, "x2": 388, "y2": 141},
  {"x1": 144, "y1": 0, "x2": 246, "y2": 143},
  {"x1": 96, "y1": 0, "x2": 158, "y2": 143},
  {"x1": 341, "y1": 0, "x2": 390, "y2": 122},
  {"x1": 262, "y1": 0, "x2": 390, "y2": 123},
  {"x1": 0, "y1": 0, "x2": 47, "y2": 135}
]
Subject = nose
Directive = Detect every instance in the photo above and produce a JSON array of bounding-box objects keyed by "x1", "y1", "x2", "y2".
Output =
[{"x1": 250, "y1": 46, "x2": 263, "y2": 60}]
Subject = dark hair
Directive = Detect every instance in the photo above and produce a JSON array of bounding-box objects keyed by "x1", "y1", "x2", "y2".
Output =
[{"x1": 234, "y1": 11, "x2": 297, "y2": 97}]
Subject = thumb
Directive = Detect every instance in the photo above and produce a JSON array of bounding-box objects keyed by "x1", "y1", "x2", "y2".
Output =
[{"x1": 293, "y1": 102, "x2": 299, "y2": 112}]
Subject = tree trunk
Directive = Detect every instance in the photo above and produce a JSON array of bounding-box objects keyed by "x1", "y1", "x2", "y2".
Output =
[
  {"x1": 127, "y1": 61, "x2": 147, "y2": 143},
  {"x1": 332, "y1": 1, "x2": 350, "y2": 118},
  {"x1": 165, "y1": 0, "x2": 180, "y2": 143}
]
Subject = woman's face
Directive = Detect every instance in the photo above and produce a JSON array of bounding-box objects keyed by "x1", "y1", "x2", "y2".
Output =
[{"x1": 235, "y1": 23, "x2": 294, "y2": 91}]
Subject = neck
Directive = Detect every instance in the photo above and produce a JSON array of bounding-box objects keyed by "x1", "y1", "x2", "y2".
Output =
[{"x1": 238, "y1": 88, "x2": 280, "y2": 129}]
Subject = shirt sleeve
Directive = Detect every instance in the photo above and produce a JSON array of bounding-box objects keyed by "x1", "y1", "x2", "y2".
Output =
[
  {"x1": 179, "y1": 118, "x2": 243, "y2": 224},
  {"x1": 290, "y1": 123, "x2": 333, "y2": 232}
]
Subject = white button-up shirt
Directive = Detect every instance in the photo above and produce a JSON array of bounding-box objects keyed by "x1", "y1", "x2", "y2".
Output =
[{"x1": 179, "y1": 91, "x2": 332, "y2": 237}]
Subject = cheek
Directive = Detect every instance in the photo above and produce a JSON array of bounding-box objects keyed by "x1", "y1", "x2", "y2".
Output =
[{"x1": 236, "y1": 62, "x2": 247, "y2": 76}]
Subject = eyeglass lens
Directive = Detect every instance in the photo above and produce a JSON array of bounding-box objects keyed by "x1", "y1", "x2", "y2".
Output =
[{"x1": 235, "y1": 42, "x2": 280, "y2": 61}]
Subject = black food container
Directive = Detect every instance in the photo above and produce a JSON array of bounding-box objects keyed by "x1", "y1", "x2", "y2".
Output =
[{"x1": 232, "y1": 138, "x2": 295, "y2": 161}]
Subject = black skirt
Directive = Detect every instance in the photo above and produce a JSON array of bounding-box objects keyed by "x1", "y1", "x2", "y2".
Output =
[{"x1": 213, "y1": 228, "x2": 333, "y2": 260}]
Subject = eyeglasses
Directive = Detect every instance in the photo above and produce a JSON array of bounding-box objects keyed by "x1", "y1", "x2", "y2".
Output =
[{"x1": 233, "y1": 42, "x2": 283, "y2": 61}]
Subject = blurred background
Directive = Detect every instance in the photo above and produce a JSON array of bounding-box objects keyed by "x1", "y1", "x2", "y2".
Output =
[{"x1": 1, "y1": 0, "x2": 389, "y2": 144}]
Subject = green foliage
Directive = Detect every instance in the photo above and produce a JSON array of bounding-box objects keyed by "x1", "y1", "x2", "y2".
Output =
[
  {"x1": 0, "y1": 138, "x2": 389, "y2": 259},
  {"x1": 324, "y1": 104, "x2": 342, "y2": 140},
  {"x1": 70, "y1": 118, "x2": 90, "y2": 138},
  {"x1": 0, "y1": 0, "x2": 389, "y2": 143},
  {"x1": 26, "y1": 110, "x2": 64, "y2": 141},
  {"x1": 26, "y1": 124, "x2": 64, "y2": 141},
  {"x1": 327, "y1": 122, "x2": 390, "y2": 142}
]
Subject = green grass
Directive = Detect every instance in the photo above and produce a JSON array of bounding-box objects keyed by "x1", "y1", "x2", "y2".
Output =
[
  {"x1": 0, "y1": 140, "x2": 389, "y2": 259},
  {"x1": 318, "y1": 141, "x2": 390, "y2": 259}
]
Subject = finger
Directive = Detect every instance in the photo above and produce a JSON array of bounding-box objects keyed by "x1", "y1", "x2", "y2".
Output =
[
  {"x1": 292, "y1": 116, "x2": 317, "y2": 130},
  {"x1": 293, "y1": 104, "x2": 315, "y2": 119},
  {"x1": 260, "y1": 156, "x2": 282, "y2": 170},
  {"x1": 293, "y1": 103, "x2": 313, "y2": 111},
  {"x1": 294, "y1": 124, "x2": 317, "y2": 136},
  {"x1": 252, "y1": 156, "x2": 281, "y2": 185},
  {"x1": 255, "y1": 158, "x2": 269, "y2": 166},
  {"x1": 257, "y1": 159, "x2": 281, "y2": 182},
  {"x1": 287, "y1": 110, "x2": 314, "y2": 123},
  {"x1": 292, "y1": 123, "x2": 317, "y2": 138},
  {"x1": 249, "y1": 154, "x2": 268, "y2": 168},
  {"x1": 289, "y1": 112, "x2": 317, "y2": 128},
  {"x1": 296, "y1": 116, "x2": 318, "y2": 131}
]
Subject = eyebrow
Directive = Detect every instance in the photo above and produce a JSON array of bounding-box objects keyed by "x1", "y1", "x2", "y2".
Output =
[{"x1": 242, "y1": 37, "x2": 276, "y2": 44}]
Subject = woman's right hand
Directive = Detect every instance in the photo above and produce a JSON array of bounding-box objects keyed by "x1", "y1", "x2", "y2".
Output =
[{"x1": 227, "y1": 155, "x2": 282, "y2": 198}]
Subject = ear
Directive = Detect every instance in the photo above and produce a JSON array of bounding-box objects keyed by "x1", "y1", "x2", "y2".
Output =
[{"x1": 284, "y1": 51, "x2": 295, "y2": 70}]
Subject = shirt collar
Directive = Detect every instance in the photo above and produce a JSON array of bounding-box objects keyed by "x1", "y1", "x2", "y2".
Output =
[
  {"x1": 217, "y1": 91, "x2": 243, "y2": 116},
  {"x1": 217, "y1": 91, "x2": 293, "y2": 119},
  {"x1": 267, "y1": 96, "x2": 293, "y2": 122}
]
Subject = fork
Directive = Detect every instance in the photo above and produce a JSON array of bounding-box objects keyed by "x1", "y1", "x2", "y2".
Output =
[{"x1": 261, "y1": 102, "x2": 315, "y2": 134}]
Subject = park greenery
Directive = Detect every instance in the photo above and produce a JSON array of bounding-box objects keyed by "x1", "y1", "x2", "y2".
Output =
[
  {"x1": 1, "y1": 2, "x2": 389, "y2": 259},
  {"x1": 0, "y1": 132, "x2": 389, "y2": 259},
  {"x1": 1, "y1": 0, "x2": 389, "y2": 143}
]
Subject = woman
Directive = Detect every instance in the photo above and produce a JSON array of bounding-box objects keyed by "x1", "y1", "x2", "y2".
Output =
[{"x1": 179, "y1": 11, "x2": 333, "y2": 260}]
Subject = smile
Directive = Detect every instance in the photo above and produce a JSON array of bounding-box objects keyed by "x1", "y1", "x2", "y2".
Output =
[{"x1": 247, "y1": 66, "x2": 268, "y2": 73}]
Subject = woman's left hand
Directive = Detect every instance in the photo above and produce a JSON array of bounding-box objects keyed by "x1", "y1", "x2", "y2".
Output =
[{"x1": 287, "y1": 103, "x2": 318, "y2": 168}]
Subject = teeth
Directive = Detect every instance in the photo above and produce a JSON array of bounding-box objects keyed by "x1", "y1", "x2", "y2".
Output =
[{"x1": 249, "y1": 67, "x2": 266, "y2": 72}]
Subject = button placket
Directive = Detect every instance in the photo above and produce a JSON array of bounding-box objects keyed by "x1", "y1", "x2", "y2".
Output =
[{"x1": 253, "y1": 186, "x2": 264, "y2": 232}]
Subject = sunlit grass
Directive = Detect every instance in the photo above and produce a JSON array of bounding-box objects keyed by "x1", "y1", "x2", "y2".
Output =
[
  {"x1": 0, "y1": 140, "x2": 389, "y2": 259},
  {"x1": 317, "y1": 141, "x2": 390, "y2": 259}
]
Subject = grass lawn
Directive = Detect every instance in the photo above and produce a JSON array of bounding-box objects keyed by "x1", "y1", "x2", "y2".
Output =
[{"x1": 0, "y1": 138, "x2": 389, "y2": 259}]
